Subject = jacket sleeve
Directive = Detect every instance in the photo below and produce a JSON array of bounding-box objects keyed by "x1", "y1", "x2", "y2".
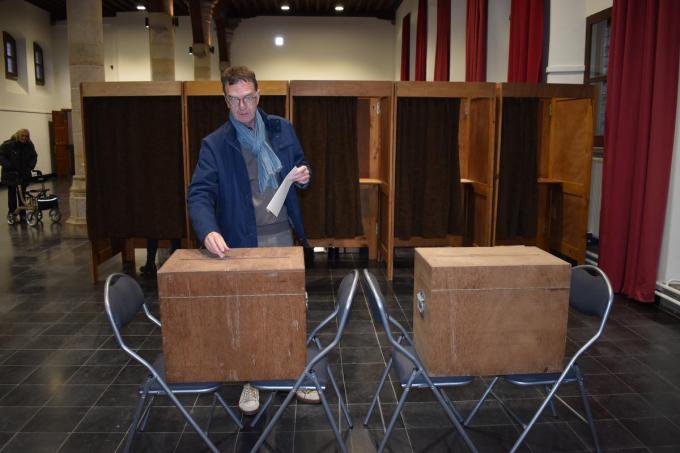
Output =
[
  {"x1": 0, "y1": 141, "x2": 11, "y2": 168},
  {"x1": 287, "y1": 125, "x2": 312, "y2": 190},
  {"x1": 187, "y1": 139, "x2": 221, "y2": 243},
  {"x1": 28, "y1": 142, "x2": 37, "y2": 169}
]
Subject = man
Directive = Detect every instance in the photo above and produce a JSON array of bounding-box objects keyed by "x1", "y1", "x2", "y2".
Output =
[
  {"x1": 1, "y1": 129, "x2": 37, "y2": 224},
  {"x1": 188, "y1": 66, "x2": 316, "y2": 415}
]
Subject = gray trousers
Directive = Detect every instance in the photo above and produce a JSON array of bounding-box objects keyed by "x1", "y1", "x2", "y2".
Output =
[{"x1": 257, "y1": 227, "x2": 294, "y2": 247}]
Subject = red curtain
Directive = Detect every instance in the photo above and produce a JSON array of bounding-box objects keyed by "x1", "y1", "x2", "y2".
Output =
[
  {"x1": 434, "y1": 0, "x2": 451, "y2": 81},
  {"x1": 465, "y1": 0, "x2": 487, "y2": 81},
  {"x1": 415, "y1": 0, "x2": 427, "y2": 81},
  {"x1": 507, "y1": 0, "x2": 544, "y2": 83},
  {"x1": 401, "y1": 14, "x2": 411, "y2": 81},
  {"x1": 599, "y1": 0, "x2": 680, "y2": 302}
]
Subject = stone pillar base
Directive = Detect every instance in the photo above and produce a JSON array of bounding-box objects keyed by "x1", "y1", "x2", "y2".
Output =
[{"x1": 65, "y1": 175, "x2": 88, "y2": 238}]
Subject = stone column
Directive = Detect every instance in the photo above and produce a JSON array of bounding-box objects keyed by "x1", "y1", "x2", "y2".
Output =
[
  {"x1": 189, "y1": 0, "x2": 218, "y2": 80},
  {"x1": 66, "y1": 0, "x2": 105, "y2": 236},
  {"x1": 193, "y1": 43, "x2": 211, "y2": 80},
  {"x1": 148, "y1": 0, "x2": 175, "y2": 81},
  {"x1": 216, "y1": 18, "x2": 240, "y2": 74}
]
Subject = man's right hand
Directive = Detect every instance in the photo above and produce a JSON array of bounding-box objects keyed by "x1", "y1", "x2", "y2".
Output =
[{"x1": 204, "y1": 231, "x2": 230, "y2": 258}]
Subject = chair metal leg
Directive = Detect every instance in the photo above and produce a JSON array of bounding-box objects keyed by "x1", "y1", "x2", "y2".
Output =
[
  {"x1": 327, "y1": 364, "x2": 352, "y2": 429},
  {"x1": 214, "y1": 392, "x2": 244, "y2": 429},
  {"x1": 250, "y1": 391, "x2": 276, "y2": 428},
  {"x1": 138, "y1": 394, "x2": 156, "y2": 431},
  {"x1": 575, "y1": 367, "x2": 601, "y2": 453},
  {"x1": 378, "y1": 370, "x2": 415, "y2": 453},
  {"x1": 439, "y1": 387, "x2": 464, "y2": 422},
  {"x1": 424, "y1": 375, "x2": 477, "y2": 453},
  {"x1": 464, "y1": 376, "x2": 499, "y2": 426},
  {"x1": 363, "y1": 356, "x2": 393, "y2": 426},
  {"x1": 509, "y1": 373, "x2": 570, "y2": 453},
  {"x1": 250, "y1": 378, "x2": 304, "y2": 453},
  {"x1": 122, "y1": 391, "x2": 148, "y2": 453},
  {"x1": 313, "y1": 373, "x2": 348, "y2": 453},
  {"x1": 205, "y1": 394, "x2": 218, "y2": 434},
  {"x1": 545, "y1": 385, "x2": 558, "y2": 418},
  {"x1": 156, "y1": 384, "x2": 219, "y2": 453}
]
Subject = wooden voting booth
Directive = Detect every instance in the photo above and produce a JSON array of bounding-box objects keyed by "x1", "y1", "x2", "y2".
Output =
[
  {"x1": 289, "y1": 81, "x2": 394, "y2": 267},
  {"x1": 494, "y1": 84, "x2": 594, "y2": 264},
  {"x1": 87, "y1": 80, "x2": 290, "y2": 281},
  {"x1": 84, "y1": 82, "x2": 185, "y2": 282},
  {"x1": 391, "y1": 82, "x2": 497, "y2": 279}
]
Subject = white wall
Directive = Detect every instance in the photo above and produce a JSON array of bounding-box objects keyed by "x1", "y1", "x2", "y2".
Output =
[
  {"x1": 0, "y1": 0, "x2": 69, "y2": 174},
  {"x1": 587, "y1": 0, "x2": 613, "y2": 16},
  {"x1": 658, "y1": 65, "x2": 680, "y2": 284},
  {"x1": 451, "y1": 0, "x2": 466, "y2": 81},
  {"x1": 486, "y1": 0, "x2": 510, "y2": 82},
  {"x1": 546, "y1": 0, "x2": 586, "y2": 83},
  {"x1": 230, "y1": 16, "x2": 394, "y2": 81}
]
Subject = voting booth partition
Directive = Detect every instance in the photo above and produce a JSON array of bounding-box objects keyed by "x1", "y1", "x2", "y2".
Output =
[
  {"x1": 289, "y1": 81, "x2": 395, "y2": 269},
  {"x1": 183, "y1": 80, "x2": 289, "y2": 245},
  {"x1": 85, "y1": 81, "x2": 290, "y2": 281},
  {"x1": 391, "y1": 82, "x2": 497, "y2": 279},
  {"x1": 494, "y1": 83, "x2": 594, "y2": 265},
  {"x1": 84, "y1": 82, "x2": 185, "y2": 282}
]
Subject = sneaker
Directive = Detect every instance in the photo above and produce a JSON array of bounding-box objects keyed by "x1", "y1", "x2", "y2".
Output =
[
  {"x1": 296, "y1": 389, "x2": 321, "y2": 404},
  {"x1": 239, "y1": 384, "x2": 260, "y2": 415},
  {"x1": 139, "y1": 264, "x2": 157, "y2": 276}
]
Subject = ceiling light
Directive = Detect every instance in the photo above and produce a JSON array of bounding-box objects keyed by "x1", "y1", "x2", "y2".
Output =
[
  {"x1": 136, "y1": 4, "x2": 146, "y2": 11},
  {"x1": 281, "y1": 4, "x2": 290, "y2": 11},
  {"x1": 274, "y1": 36, "x2": 284, "y2": 46},
  {"x1": 334, "y1": 5, "x2": 344, "y2": 12}
]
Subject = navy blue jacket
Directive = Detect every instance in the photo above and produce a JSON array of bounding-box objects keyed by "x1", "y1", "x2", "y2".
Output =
[{"x1": 188, "y1": 109, "x2": 309, "y2": 248}]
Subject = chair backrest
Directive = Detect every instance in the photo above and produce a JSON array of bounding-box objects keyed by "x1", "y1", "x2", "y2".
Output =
[
  {"x1": 104, "y1": 273, "x2": 145, "y2": 331},
  {"x1": 362, "y1": 270, "x2": 420, "y2": 364},
  {"x1": 569, "y1": 265, "x2": 613, "y2": 322},
  {"x1": 305, "y1": 270, "x2": 358, "y2": 370}
]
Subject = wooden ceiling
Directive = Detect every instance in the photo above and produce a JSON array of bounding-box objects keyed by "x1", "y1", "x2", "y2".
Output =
[{"x1": 25, "y1": 0, "x2": 402, "y2": 23}]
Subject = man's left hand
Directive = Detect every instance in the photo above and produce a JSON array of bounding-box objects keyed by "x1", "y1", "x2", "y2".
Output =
[{"x1": 290, "y1": 165, "x2": 310, "y2": 185}]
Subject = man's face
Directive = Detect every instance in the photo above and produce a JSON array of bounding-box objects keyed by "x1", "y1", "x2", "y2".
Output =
[
  {"x1": 18, "y1": 132, "x2": 29, "y2": 143},
  {"x1": 225, "y1": 80, "x2": 259, "y2": 128}
]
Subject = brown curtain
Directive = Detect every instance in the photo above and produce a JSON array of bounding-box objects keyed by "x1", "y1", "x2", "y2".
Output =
[
  {"x1": 84, "y1": 96, "x2": 184, "y2": 240},
  {"x1": 395, "y1": 97, "x2": 463, "y2": 239},
  {"x1": 294, "y1": 96, "x2": 363, "y2": 239},
  {"x1": 496, "y1": 98, "x2": 539, "y2": 240}
]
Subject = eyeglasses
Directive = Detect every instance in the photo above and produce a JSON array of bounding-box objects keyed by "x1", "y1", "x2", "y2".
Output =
[{"x1": 225, "y1": 93, "x2": 258, "y2": 108}]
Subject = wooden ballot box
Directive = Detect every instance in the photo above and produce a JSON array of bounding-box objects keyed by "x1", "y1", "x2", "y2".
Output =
[
  {"x1": 413, "y1": 246, "x2": 570, "y2": 377},
  {"x1": 157, "y1": 247, "x2": 306, "y2": 383}
]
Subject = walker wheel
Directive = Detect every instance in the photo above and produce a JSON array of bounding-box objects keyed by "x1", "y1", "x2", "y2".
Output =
[
  {"x1": 26, "y1": 211, "x2": 38, "y2": 227},
  {"x1": 49, "y1": 209, "x2": 62, "y2": 223}
]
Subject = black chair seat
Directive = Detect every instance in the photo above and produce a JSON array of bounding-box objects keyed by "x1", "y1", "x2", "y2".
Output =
[
  {"x1": 501, "y1": 368, "x2": 578, "y2": 386},
  {"x1": 394, "y1": 345, "x2": 474, "y2": 388},
  {"x1": 250, "y1": 347, "x2": 330, "y2": 390},
  {"x1": 145, "y1": 355, "x2": 221, "y2": 395}
]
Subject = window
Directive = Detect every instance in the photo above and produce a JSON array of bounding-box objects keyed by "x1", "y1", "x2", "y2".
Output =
[
  {"x1": 584, "y1": 7, "x2": 612, "y2": 148},
  {"x1": 34, "y1": 43, "x2": 44, "y2": 85},
  {"x1": 3, "y1": 31, "x2": 18, "y2": 80}
]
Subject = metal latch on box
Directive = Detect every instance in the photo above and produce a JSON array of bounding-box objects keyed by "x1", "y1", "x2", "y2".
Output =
[{"x1": 416, "y1": 289, "x2": 426, "y2": 317}]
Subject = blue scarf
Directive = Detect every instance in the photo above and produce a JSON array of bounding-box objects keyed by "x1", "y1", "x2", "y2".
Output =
[{"x1": 230, "y1": 110, "x2": 282, "y2": 193}]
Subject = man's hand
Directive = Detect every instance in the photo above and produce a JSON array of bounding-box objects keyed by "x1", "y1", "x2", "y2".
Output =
[
  {"x1": 204, "y1": 231, "x2": 229, "y2": 258},
  {"x1": 290, "y1": 165, "x2": 310, "y2": 185}
]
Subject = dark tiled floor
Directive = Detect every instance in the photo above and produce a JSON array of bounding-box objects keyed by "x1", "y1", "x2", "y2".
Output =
[{"x1": 2, "y1": 179, "x2": 680, "y2": 452}]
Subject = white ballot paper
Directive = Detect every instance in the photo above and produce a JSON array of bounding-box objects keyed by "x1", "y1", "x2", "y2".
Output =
[{"x1": 266, "y1": 166, "x2": 298, "y2": 217}]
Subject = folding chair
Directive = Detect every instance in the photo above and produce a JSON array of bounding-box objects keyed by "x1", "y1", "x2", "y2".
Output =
[
  {"x1": 248, "y1": 270, "x2": 359, "y2": 453},
  {"x1": 362, "y1": 269, "x2": 478, "y2": 453},
  {"x1": 464, "y1": 264, "x2": 614, "y2": 453},
  {"x1": 104, "y1": 273, "x2": 243, "y2": 453}
]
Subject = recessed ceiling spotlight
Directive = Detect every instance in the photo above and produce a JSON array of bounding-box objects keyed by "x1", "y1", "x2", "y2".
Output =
[
  {"x1": 136, "y1": 4, "x2": 146, "y2": 11},
  {"x1": 334, "y1": 5, "x2": 344, "y2": 12},
  {"x1": 274, "y1": 36, "x2": 284, "y2": 46},
  {"x1": 281, "y1": 4, "x2": 290, "y2": 11}
]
